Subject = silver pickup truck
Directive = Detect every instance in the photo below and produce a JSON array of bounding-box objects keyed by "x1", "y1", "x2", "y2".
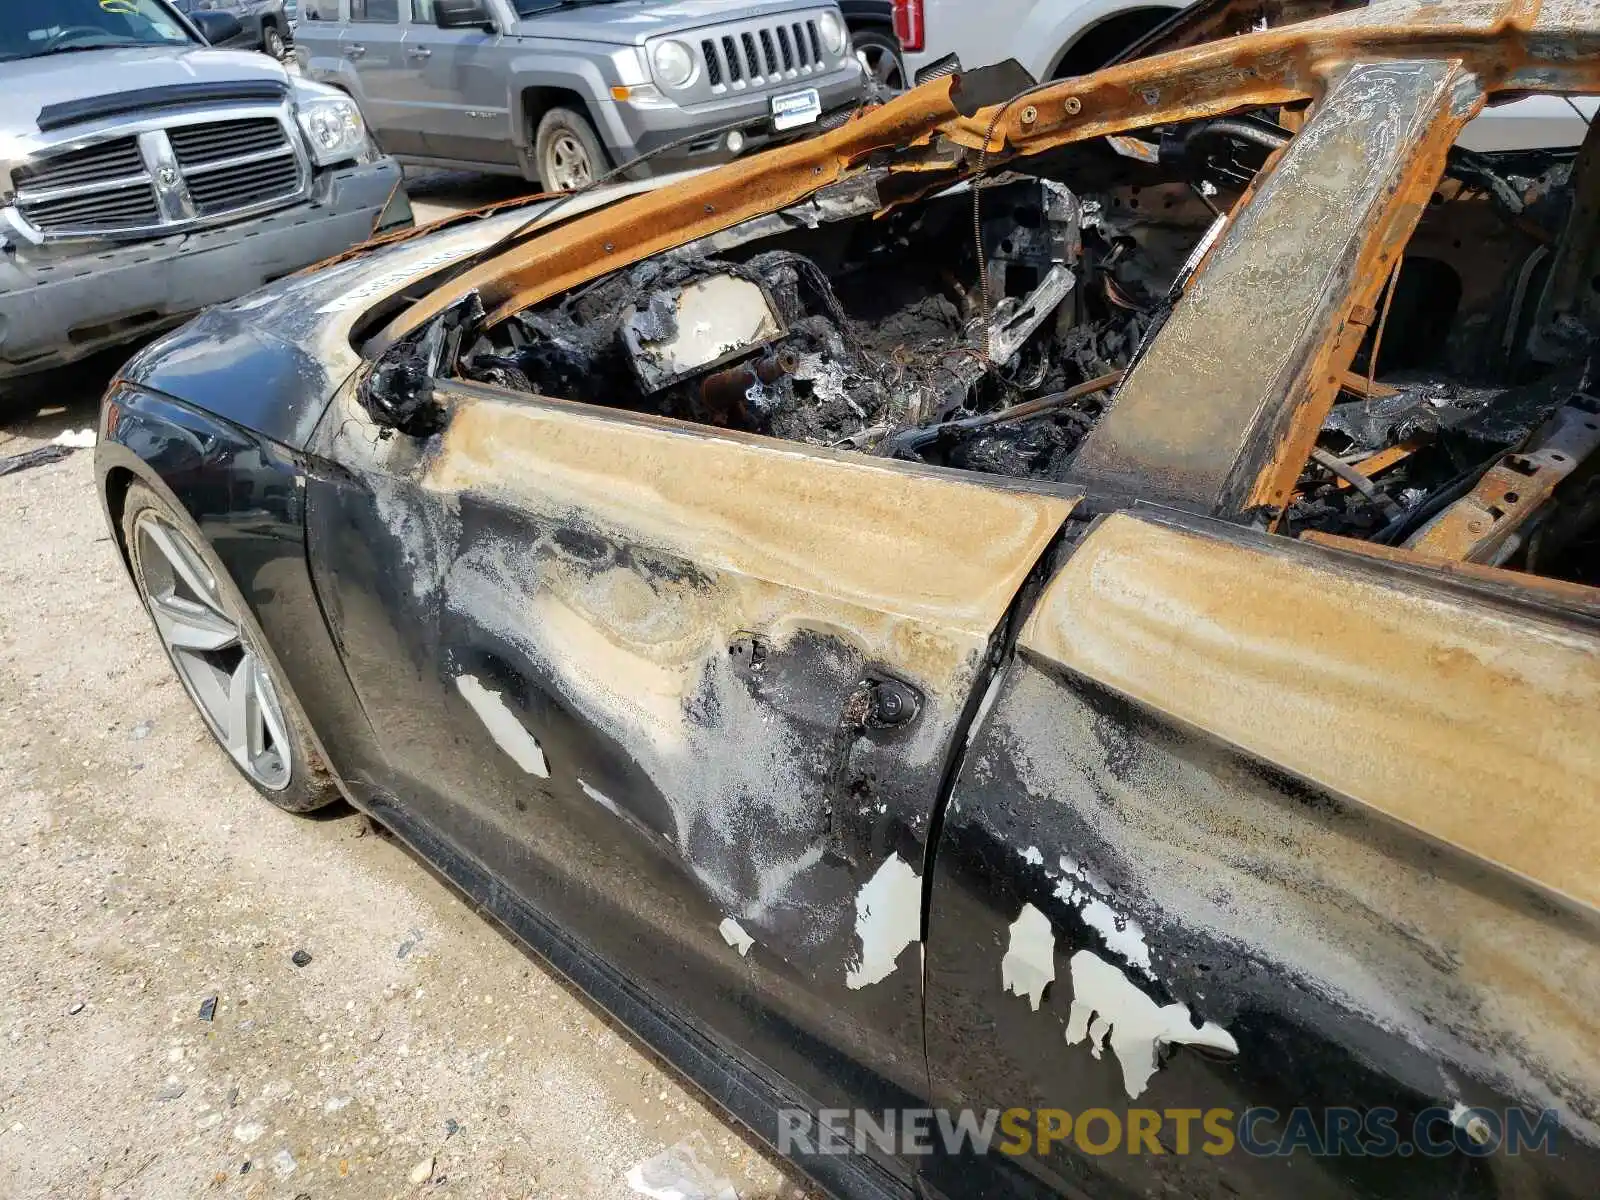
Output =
[
  {"x1": 297, "y1": 0, "x2": 865, "y2": 189},
  {"x1": 0, "y1": 0, "x2": 411, "y2": 383}
]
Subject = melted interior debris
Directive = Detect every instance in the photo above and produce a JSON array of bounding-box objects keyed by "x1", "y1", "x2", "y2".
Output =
[
  {"x1": 440, "y1": 114, "x2": 1600, "y2": 587},
  {"x1": 464, "y1": 172, "x2": 1176, "y2": 474}
]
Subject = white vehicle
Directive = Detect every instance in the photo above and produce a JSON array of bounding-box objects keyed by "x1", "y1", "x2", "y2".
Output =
[{"x1": 891, "y1": 0, "x2": 1596, "y2": 150}]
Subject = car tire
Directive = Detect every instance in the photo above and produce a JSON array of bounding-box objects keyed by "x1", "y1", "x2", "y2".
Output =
[
  {"x1": 262, "y1": 24, "x2": 287, "y2": 59},
  {"x1": 851, "y1": 28, "x2": 906, "y2": 99},
  {"x1": 535, "y1": 107, "x2": 608, "y2": 192},
  {"x1": 121, "y1": 482, "x2": 340, "y2": 815}
]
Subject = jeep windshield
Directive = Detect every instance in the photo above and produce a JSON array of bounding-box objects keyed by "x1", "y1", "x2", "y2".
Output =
[{"x1": 0, "y1": 0, "x2": 196, "y2": 62}]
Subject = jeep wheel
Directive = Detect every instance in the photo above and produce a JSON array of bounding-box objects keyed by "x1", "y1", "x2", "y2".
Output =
[
  {"x1": 262, "y1": 24, "x2": 286, "y2": 59},
  {"x1": 852, "y1": 29, "x2": 905, "y2": 98},
  {"x1": 535, "y1": 108, "x2": 608, "y2": 192}
]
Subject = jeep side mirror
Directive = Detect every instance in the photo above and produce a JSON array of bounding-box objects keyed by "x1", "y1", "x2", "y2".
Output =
[
  {"x1": 435, "y1": 0, "x2": 493, "y2": 29},
  {"x1": 192, "y1": 11, "x2": 244, "y2": 43}
]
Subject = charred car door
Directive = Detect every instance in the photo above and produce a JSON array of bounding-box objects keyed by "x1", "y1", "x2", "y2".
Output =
[
  {"x1": 913, "y1": 41, "x2": 1600, "y2": 1200},
  {"x1": 921, "y1": 509, "x2": 1600, "y2": 1199},
  {"x1": 305, "y1": 378, "x2": 1075, "y2": 1183}
]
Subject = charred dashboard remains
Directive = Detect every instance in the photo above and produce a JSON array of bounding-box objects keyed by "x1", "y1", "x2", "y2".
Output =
[
  {"x1": 460, "y1": 168, "x2": 1187, "y2": 477},
  {"x1": 414, "y1": 109, "x2": 1600, "y2": 589}
]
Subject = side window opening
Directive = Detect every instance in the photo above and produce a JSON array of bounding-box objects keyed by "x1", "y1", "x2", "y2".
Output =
[{"x1": 350, "y1": 0, "x2": 399, "y2": 23}]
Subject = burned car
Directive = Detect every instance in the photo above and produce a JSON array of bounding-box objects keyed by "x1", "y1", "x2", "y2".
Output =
[{"x1": 97, "y1": 0, "x2": 1599, "y2": 1196}]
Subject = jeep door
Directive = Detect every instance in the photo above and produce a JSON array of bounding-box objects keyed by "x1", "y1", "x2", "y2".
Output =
[
  {"x1": 341, "y1": 0, "x2": 426, "y2": 157},
  {"x1": 292, "y1": 0, "x2": 346, "y2": 78},
  {"x1": 306, "y1": 378, "x2": 1076, "y2": 1186},
  {"x1": 405, "y1": 0, "x2": 517, "y2": 167}
]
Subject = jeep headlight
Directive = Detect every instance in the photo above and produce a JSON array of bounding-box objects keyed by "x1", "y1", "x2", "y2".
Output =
[
  {"x1": 651, "y1": 39, "x2": 696, "y2": 89},
  {"x1": 818, "y1": 11, "x2": 846, "y2": 55},
  {"x1": 292, "y1": 82, "x2": 372, "y2": 167}
]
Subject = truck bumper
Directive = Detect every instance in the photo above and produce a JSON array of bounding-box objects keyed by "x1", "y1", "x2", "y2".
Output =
[
  {"x1": 0, "y1": 157, "x2": 410, "y2": 383},
  {"x1": 602, "y1": 60, "x2": 865, "y2": 178}
]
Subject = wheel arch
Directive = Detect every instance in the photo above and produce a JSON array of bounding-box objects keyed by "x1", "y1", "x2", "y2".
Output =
[
  {"x1": 1047, "y1": 5, "x2": 1181, "y2": 78},
  {"x1": 509, "y1": 68, "x2": 611, "y2": 150}
]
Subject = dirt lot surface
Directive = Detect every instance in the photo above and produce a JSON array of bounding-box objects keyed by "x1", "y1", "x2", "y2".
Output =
[{"x1": 0, "y1": 177, "x2": 804, "y2": 1200}]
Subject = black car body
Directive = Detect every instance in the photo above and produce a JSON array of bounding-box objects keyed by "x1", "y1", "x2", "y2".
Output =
[{"x1": 98, "y1": 1, "x2": 1600, "y2": 1197}]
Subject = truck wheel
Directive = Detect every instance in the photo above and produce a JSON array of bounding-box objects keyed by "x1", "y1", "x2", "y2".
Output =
[
  {"x1": 262, "y1": 23, "x2": 286, "y2": 59},
  {"x1": 852, "y1": 29, "x2": 905, "y2": 98},
  {"x1": 535, "y1": 108, "x2": 608, "y2": 191}
]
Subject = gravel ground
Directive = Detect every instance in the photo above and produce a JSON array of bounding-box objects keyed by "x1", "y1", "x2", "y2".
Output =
[{"x1": 0, "y1": 183, "x2": 804, "y2": 1200}]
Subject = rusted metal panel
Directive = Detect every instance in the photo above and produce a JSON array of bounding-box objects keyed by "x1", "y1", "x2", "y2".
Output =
[
  {"x1": 1064, "y1": 59, "x2": 1480, "y2": 515},
  {"x1": 1018, "y1": 510, "x2": 1600, "y2": 912},
  {"x1": 1405, "y1": 393, "x2": 1600, "y2": 561},
  {"x1": 1300, "y1": 527, "x2": 1600, "y2": 614}
]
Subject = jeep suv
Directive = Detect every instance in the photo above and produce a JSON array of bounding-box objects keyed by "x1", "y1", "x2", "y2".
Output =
[{"x1": 297, "y1": 0, "x2": 865, "y2": 189}]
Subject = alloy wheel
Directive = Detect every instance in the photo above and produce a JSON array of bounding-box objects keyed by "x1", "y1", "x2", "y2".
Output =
[
  {"x1": 547, "y1": 133, "x2": 594, "y2": 191},
  {"x1": 263, "y1": 26, "x2": 287, "y2": 59},
  {"x1": 132, "y1": 511, "x2": 292, "y2": 791},
  {"x1": 855, "y1": 41, "x2": 906, "y2": 95}
]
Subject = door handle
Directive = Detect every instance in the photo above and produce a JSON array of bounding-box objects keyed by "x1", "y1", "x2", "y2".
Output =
[
  {"x1": 406, "y1": 46, "x2": 432, "y2": 58},
  {"x1": 342, "y1": 43, "x2": 366, "y2": 58}
]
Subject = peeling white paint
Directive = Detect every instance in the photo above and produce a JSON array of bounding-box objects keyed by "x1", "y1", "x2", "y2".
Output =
[
  {"x1": 1000, "y1": 903, "x2": 1055, "y2": 1011},
  {"x1": 1064, "y1": 950, "x2": 1237, "y2": 1099},
  {"x1": 1022, "y1": 846, "x2": 1044, "y2": 866},
  {"x1": 454, "y1": 674, "x2": 549, "y2": 777},
  {"x1": 719, "y1": 918, "x2": 755, "y2": 957},
  {"x1": 579, "y1": 779, "x2": 624, "y2": 818},
  {"x1": 1059, "y1": 854, "x2": 1110, "y2": 895},
  {"x1": 1054, "y1": 855, "x2": 1152, "y2": 976},
  {"x1": 845, "y1": 854, "x2": 921, "y2": 990}
]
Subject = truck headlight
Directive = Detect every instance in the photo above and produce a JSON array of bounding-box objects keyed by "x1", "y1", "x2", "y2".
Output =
[
  {"x1": 292, "y1": 82, "x2": 373, "y2": 167},
  {"x1": 651, "y1": 40, "x2": 696, "y2": 89},
  {"x1": 818, "y1": 11, "x2": 847, "y2": 55}
]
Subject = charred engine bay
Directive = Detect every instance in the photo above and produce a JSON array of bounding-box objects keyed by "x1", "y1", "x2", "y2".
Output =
[{"x1": 443, "y1": 117, "x2": 1600, "y2": 587}]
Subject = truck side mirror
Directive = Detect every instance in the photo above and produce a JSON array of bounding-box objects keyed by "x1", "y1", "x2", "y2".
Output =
[
  {"x1": 435, "y1": 0, "x2": 494, "y2": 30},
  {"x1": 192, "y1": 11, "x2": 244, "y2": 43}
]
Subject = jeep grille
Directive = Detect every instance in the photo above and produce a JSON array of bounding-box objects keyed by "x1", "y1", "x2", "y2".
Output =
[{"x1": 694, "y1": 16, "x2": 829, "y2": 92}]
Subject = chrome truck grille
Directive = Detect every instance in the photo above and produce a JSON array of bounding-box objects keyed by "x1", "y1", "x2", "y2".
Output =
[
  {"x1": 9, "y1": 111, "x2": 308, "y2": 242},
  {"x1": 696, "y1": 15, "x2": 829, "y2": 91}
]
